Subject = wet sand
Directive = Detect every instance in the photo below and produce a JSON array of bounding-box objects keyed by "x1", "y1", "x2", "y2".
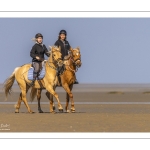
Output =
[{"x1": 1, "y1": 84, "x2": 150, "y2": 132}]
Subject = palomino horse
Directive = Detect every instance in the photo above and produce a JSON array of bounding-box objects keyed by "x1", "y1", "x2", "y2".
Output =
[
  {"x1": 4, "y1": 46, "x2": 64, "y2": 113},
  {"x1": 30, "y1": 47, "x2": 82, "y2": 113}
]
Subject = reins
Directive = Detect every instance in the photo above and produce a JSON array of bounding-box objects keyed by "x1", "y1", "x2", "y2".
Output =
[
  {"x1": 47, "y1": 50, "x2": 61, "y2": 70},
  {"x1": 47, "y1": 60, "x2": 57, "y2": 70},
  {"x1": 65, "y1": 57, "x2": 79, "y2": 73}
]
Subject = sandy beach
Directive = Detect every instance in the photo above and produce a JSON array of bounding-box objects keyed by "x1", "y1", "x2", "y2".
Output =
[{"x1": 0, "y1": 84, "x2": 150, "y2": 132}]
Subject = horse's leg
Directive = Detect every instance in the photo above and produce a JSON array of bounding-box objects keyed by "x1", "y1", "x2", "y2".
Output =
[
  {"x1": 51, "y1": 86, "x2": 56, "y2": 111},
  {"x1": 46, "y1": 87, "x2": 56, "y2": 113},
  {"x1": 37, "y1": 89, "x2": 43, "y2": 113},
  {"x1": 46, "y1": 85, "x2": 63, "y2": 112},
  {"x1": 14, "y1": 92, "x2": 22, "y2": 113},
  {"x1": 15, "y1": 84, "x2": 32, "y2": 113},
  {"x1": 46, "y1": 91, "x2": 55, "y2": 113},
  {"x1": 46, "y1": 91, "x2": 53, "y2": 112},
  {"x1": 65, "y1": 92, "x2": 70, "y2": 113},
  {"x1": 53, "y1": 101, "x2": 55, "y2": 110},
  {"x1": 63, "y1": 83, "x2": 75, "y2": 112},
  {"x1": 69, "y1": 84, "x2": 75, "y2": 112}
]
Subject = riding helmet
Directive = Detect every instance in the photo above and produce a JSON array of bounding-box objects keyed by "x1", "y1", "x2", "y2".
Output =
[
  {"x1": 59, "y1": 30, "x2": 67, "y2": 35},
  {"x1": 35, "y1": 33, "x2": 43, "y2": 39}
]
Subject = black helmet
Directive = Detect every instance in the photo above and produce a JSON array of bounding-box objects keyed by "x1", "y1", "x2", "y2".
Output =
[
  {"x1": 35, "y1": 33, "x2": 43, "y2": 39},
  {"x1": 59, "y1": 30, "x2": 67, "y2": 35}
]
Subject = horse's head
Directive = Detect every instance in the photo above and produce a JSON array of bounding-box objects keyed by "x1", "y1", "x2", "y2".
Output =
[
  {"x1": 70, "y1": 47, "x2": 82, "y2": 68},
  {"x1": 49, "y1": 46, "x2": 63, "y2": 67}
]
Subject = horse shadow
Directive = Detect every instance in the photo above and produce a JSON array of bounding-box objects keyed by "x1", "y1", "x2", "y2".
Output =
[{"x1": 14, "y1": 111, "x2": 86, "y2": 114}]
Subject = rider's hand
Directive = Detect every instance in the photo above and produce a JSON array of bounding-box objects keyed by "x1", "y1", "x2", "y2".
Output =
[{"x1": 36, "y1": 56, "x2": 40, "y2": 60}]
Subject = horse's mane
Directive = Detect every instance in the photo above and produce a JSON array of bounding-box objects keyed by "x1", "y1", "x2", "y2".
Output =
[
  {"x1": 64, "y1": 48, "x2": 80, "y2": 60},
  {"x1": 49, "y1": 45, "x2": 61, "y2": 52},
  {"x1": 64, "y1": 54, "x2": 71, "y2": 60}
]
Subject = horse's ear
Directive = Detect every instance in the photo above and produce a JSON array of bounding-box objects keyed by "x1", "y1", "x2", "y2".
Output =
[
  {"x1": 58, "y1": 46, "x2": 61, "y2": 51},
  {"x1": 49, "y1": 46, "x2": 52, "y2": 50},
  {"x1": 77, "y1": 46, "x2": 80, "y2": 51},
  {"x1": 48, "y1": 50, "x2": 51, "y2": 55},
  {"x1": 70, "y1": 47, "x2": 73, "y2": 51}
]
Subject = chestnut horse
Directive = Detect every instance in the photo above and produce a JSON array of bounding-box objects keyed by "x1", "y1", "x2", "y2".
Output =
[
  {"x1": 30, "y1": 47, "x2": 82, "y2": 113},
  {"x1": 4, "y1": 46, "x2": 64, "y2": 113}
]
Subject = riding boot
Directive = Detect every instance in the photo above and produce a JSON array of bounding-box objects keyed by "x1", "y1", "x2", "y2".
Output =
[
  {"x1": 57, "y1": 75, "x2": 62, "y2": 86},
  {"x1": 57, "y1": 65, "x2": 65, "y2": 86},
  {"x1": 56, "y1": 66, "x2": 61, "y2": 76}
]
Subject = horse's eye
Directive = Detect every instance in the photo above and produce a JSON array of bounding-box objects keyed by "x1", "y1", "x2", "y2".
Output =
[{"x1": 53, "y1": 54, "x2": 55, "y2": 57}]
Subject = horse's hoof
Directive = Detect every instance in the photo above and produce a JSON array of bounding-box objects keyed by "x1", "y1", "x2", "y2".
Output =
[
  {"x1": 66, "y1": 110, "x2": 70, "y2": 113},
  {"x1": 53, "y1": 106, "x2": 55, "y2": 110},
  {"x1": 38, "y1": 110, "x2": 43, "y2": 113},
  {"x1": 29, "y1": 111, "x2": 34, "y2": 114},
  {"x1": 71, "y1": 109, "x2": 75, "y2": 113},
  {"x1": 59, "y1": 109, "x2": 63, "y2": 112},
  {"x1": 15, "y1": 109, "x2": 19, "y2": 113},
  {"x1": 51, "y1": 111, "x2": 56, "y2": 114}
]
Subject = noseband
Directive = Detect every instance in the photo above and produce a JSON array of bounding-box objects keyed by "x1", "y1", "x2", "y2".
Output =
[
  {"x1": 48, "y1": 50, "x2": 62, "y2": 70},
  {"x1": 70, "y1": 55, "x2": 81, "y2": 67},
  {"x1": 73, "y1": 58, "x2": 81, "y2": 65},
  {"x1": 66, "y1": 52, "x2": 81, "y2": 73}
]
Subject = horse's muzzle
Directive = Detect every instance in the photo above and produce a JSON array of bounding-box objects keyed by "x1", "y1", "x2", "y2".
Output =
[
  {"x1": 76, "y1": 60, "x2": 82, "y2": 68},
  {"x1": 57, "y1": 59, "x2": 63, "y2": 67}
]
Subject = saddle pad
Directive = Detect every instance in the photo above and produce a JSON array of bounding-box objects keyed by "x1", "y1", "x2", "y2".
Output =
[{"x1": 28, "y1": 66, "x2": 45, "y2": 81}]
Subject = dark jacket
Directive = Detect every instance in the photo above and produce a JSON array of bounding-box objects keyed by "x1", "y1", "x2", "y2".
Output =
[
  {"x1": 54, "y1": 39, "x2": 71, "y2": 59},
  {"x1": 30, "y1": 43, "x2": 50, "y2": 62}
]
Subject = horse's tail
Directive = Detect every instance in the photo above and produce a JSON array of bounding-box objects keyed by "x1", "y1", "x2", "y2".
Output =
[
  {"x1": 4, "y1": 67, "x2": 20, "y2": 99},
  {"x1": 30, "y1": 87, "x2": 37, "y2": 102}
]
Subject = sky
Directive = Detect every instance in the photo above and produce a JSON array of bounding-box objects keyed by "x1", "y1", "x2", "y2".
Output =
[{"x1": 0, "y1": 18, "x2": 150, "y2": 84}]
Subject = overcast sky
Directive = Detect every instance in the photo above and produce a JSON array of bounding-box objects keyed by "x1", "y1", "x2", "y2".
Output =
[{"x1": 0, "y1": 18, "x2": 150, "y2": 83}]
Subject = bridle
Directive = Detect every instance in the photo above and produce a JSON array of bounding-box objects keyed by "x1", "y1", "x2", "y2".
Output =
[
  {"x1": 47, "y1": 49, "x2": 62, "y2": 70},
  {"x1": 66, "y1": 50, "x2": 81, "y2": 73},
  {"x1": 71, "y1": 57, "x2": 81, "y2": 66}
]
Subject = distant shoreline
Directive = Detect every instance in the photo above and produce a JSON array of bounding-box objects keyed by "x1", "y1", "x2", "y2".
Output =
[{"x1": 1, "y1": 83, "x2": 150, "y2": 92}]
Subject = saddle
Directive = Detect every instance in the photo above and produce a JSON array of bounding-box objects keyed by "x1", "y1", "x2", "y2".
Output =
[
  {"x1": 64, "y1": 54, "x2": 71, "y2": 60},
  {"x1": 28, "y1": 61, "x2": 46, "y2": 81}
]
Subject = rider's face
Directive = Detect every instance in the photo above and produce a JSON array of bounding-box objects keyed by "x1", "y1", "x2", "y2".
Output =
[
  {"x1": 36, "y1": 37, "x2": 43, "y2": 44},
  {"x1": 60, "y1": 34, "x2": 66, "y2": 40}
]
